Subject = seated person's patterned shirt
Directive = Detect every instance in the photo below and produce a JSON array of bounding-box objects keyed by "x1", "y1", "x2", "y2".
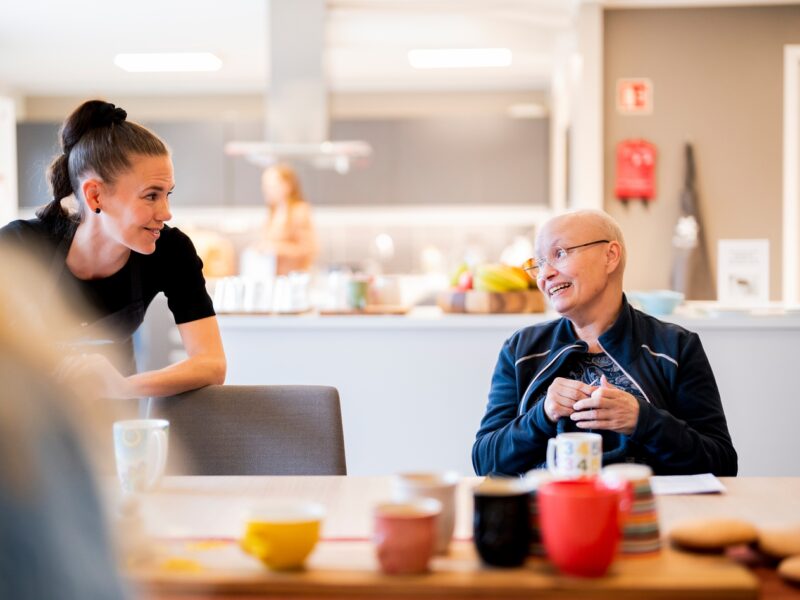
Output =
[{"x1": 533, "y1": 351, "x2": 649, "y2": 466}]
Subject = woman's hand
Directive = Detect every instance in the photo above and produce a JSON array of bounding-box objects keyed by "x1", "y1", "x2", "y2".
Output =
[
  {"x1": 570, "y1": 375, "x2": 640, "y2": 435},
  {"x1": 55, "y1": 353, "x2": 134, "y2": 399},
  {"x1": 544, "y1": 377, "x2": 596, "y2": 423}
]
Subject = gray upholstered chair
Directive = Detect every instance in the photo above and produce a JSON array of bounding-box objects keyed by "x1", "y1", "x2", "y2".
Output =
[{"x1": 150, "y1": 385, "x2": 347, "y2": 475}]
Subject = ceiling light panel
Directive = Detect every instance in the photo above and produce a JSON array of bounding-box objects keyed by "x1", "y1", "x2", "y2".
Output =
[
  {"x1": 408, "y1": 48, "x2": 512, "y2": 69},
  {"x1": 114, "y1": 52, "x2": 222, "y2": 73}
]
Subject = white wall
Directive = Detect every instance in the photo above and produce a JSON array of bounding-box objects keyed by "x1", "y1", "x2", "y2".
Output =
[
  {"x1": 569, "y1": 2, "x2": 604, "y2": 211},
  {"x1": 0, "y1": 98, "x2": 18, "y2": 224}
]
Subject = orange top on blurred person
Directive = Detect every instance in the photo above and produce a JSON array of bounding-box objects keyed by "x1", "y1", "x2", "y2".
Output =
[{"x1": 256, "y1": 164, "x2": 318, "y2": 275}]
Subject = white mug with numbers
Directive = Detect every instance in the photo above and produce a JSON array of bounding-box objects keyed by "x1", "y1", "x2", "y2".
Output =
[{"x1": 546, "y1": 432, "x2": 602, "y2": 479}]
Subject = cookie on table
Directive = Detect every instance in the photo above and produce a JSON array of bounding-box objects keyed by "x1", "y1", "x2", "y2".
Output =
[
  {"x1": 669, "y1": 518, "x2": 758, "y2": 552},
  {"x1": 757, "y1": 526, "x2": 800, "y2": 559},
  {"x1": 778, "y1": 555, "x2": 800, "y2": 585}
]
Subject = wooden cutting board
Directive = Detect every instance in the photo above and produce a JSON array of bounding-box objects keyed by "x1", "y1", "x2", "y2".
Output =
[
  {"x1": 437, "y1": 289, "x2": 545, "y2": 314},
  {"x1": 319, "y1": 305, "x2": 410, "y2": 316}
]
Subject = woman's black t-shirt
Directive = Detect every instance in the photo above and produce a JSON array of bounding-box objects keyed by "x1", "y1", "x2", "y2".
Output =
[{"x1": 0, "y1": 216, "x2": 215, "y2": 374}]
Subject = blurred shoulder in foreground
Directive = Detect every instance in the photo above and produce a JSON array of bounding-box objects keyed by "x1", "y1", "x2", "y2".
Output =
[{"x1": 0, "y1": 245, "x2": 128, "y2": 599}]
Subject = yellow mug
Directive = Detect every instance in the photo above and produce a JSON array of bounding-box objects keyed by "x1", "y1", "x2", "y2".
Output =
[{"x1": 241, "y1": 502, "x2": 325, "y2": 571}]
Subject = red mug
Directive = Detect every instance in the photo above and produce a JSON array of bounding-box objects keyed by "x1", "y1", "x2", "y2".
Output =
[{"x1": 538, "y1": 478, "x2": 630, "y2": 578}]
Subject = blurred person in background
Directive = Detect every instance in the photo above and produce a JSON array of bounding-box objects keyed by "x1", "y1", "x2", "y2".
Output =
[
  {"x1": 252, "y1": 163, "x2": 318, "y2": 276},
  {"x1": 472, "y1": 210, "x2": 737, "y2": 477},
  {"x1": 0, "y1": 99, "x2": 225, "y2": 399},
  {"x1": 182, "y1": 226, "x2": 237, "y2": 279},
  {"x1": 0, "y1": 247, "x2": 128, "y2": 599}
]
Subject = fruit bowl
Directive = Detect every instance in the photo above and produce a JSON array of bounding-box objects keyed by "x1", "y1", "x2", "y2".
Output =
[
  {"x1": 437, "y1": 289, "x2": 545, "y2": 313},
  {"x1": 627, "y1": 290, "x2": 685, "y2": 316},
  {"x1": 441, "y1": 263, "x2": 544, "y2": 313}
]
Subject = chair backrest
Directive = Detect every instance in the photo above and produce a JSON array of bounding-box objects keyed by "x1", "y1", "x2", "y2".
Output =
[{"x1": 151, "y1": 385, "x2": 347, "y2": 475}]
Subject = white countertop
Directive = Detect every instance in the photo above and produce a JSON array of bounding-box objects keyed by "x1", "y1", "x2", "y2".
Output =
[{"x1": 217, "y1": 304, "x2": 800, "y2": 330}]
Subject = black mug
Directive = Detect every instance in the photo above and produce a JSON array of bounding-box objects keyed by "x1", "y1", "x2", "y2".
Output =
[{"x1": 473, "y1": 477, "x2": 532, "y2": 567}]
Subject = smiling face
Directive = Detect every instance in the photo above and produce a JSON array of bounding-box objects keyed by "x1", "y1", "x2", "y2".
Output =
[
  {"x1": 98, "y1": 154, "x2": 174, "y2": 255},
  {"x1": 534, "y1": 212, "x2": 624, "y2": 325}
]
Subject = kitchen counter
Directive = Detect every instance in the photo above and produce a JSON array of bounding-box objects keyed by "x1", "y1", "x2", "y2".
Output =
[
  {"x1": 219, "y1": 306, "x2": 542, "y2": 329},
  {"x1": 216, "y1": 305, "x2": 800, "y2": 477},
  {"x1": 219, "y1": 304, "x2": 800, "y2": 329}
]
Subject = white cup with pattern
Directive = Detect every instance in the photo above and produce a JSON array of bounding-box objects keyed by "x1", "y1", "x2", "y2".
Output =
[{"x1": 113, "y1": 419, "x2": 169, "y2": 493}]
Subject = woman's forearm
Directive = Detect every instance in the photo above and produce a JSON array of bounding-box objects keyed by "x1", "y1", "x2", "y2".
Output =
[{"x1": 125, "y1": 353, "x2": 226, "y2": 398}]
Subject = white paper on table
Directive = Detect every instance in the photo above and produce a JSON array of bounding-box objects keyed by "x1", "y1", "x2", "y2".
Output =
[{"x1": 650, "y1": 474, "x2": 726, "y2": 495}]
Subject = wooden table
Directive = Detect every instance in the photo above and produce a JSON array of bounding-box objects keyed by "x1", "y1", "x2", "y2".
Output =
[{"x1": 121, "y1": 477, "x2": 800, "y2": 599}]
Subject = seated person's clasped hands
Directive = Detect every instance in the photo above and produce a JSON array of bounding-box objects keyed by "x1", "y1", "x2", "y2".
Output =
[
  {"x1": 473, "y1": 209, "x2": 737, "y2": 477},
  {"x1": 546, "y1": 375, "x2": 639, "y2": 436}
]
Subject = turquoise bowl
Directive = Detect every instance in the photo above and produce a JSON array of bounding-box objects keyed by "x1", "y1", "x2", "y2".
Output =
[{"x1": 627, "y1": 290, "x2": 685, "y2": 316}]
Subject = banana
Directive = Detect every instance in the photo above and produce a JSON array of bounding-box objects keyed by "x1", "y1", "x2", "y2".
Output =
[
  {"x1": 474, "y1": 275, "x2": 508, "y2": 293},
  {"x1": 505, "y1": 265, "x2": 533, "y2": 286},
  {"x1": 496, "y1": 264, "x2": 532, "y2": 290},
  {"x1": 449, "y1": 262, "x2": 470, "y2": 288},
  {"x1": 474, "y1": 263, "x2": 530, "y2": 292}
]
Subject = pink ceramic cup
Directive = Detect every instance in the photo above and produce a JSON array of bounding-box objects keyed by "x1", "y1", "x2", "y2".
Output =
[{"x1": 373, "y1": 498, "x2": 441, "y2": 575}]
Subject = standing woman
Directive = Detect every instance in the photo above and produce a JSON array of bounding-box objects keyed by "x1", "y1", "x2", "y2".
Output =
[
  {"x1": 0, "y1": 100, "x2": 225, "y2": 398},
  {"x1": 256, "y1": 164, "x2": 318, "y2": 275}
]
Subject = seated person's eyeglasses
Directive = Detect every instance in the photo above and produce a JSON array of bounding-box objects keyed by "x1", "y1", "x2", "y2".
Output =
[{"x1": 522, "y1": 240, "x2": 611, "y2": 278}]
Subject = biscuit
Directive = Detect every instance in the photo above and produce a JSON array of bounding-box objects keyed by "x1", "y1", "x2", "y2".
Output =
[
  {"x1": 778, "y1": 555, "x2": 800, "y2": 585},
  {"x1": 758, "y1": 526, "x2": 800, "y2": 559},
  {"x1": 669, "y1": 518, "x2": 758, "y2": 551}
]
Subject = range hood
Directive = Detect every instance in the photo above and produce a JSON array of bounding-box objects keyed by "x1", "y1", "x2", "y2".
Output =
[{"x1": 225, "y1": 0, "x2": 371, "y2": 174}]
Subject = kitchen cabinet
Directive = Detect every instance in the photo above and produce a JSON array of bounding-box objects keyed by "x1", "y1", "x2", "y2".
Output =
[
  {"x1": 16, "y1": 121, "x2": 227, "y2": 208},
  {"x1": 17, "y1": 116, "x2": 549, "y2": 208}
]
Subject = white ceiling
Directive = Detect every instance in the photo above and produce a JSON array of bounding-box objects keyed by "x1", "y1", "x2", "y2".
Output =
[
  {"x1": 0, "y1": 0, "x2": 795, "y2": 97},
  {"x1": 0, "y1": 0, "x2": 576, "y2": 96}
]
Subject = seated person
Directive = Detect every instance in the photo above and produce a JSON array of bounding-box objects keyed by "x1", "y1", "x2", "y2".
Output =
[{"x1": 472, "y1": 210, "x2": 737, "y2": 476}]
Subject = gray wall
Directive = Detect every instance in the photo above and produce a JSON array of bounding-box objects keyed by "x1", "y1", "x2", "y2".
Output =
[
  {"x1": 16, "y1": 122, "x2": 59, "y2": 208},
  {"x1": 604, "y1": 5, "x2": 800, "y2": 300},
  {"x1": 17, "y1": 116, "x2": 549, "y2": 209}
]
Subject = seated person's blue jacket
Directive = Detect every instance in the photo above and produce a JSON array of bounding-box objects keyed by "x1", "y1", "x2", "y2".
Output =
[{"x1": 472, "y1": 295, "x2": 737, "y2": 477}]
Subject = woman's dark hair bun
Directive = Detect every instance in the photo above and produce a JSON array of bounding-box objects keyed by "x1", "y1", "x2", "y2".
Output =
[
  {"x1": 97, "y1": 102, "x2": 127, "y2": 127},
  {"x1": 61, "y1": 100, "x2": 128, "y2": 155}
]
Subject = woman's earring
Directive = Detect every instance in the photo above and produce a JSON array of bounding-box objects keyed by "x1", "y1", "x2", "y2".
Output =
[{"x1": 94, "y1": 207, "x2": 101, "y2": 214}]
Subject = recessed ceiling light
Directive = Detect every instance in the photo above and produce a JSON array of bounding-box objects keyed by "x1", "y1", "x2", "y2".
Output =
[
  {"x1": 508, "y1": 103, "x2": 548, "y2": 119},
  {"x1": 114, "y1": 52, "x2": 222, "y2": 73},
  {"x1": 408, "y1": 48, "x2": 512, "y2": 69}
]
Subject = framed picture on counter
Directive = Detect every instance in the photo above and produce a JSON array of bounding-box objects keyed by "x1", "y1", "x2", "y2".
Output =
[{"x1": 717, "y1": 239, "x2": 769, "y2": 305}]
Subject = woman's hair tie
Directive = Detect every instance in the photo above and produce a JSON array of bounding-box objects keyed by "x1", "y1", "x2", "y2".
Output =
[{"x1": 97, "y1": 102, "x2": 127, "y2": 127}]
